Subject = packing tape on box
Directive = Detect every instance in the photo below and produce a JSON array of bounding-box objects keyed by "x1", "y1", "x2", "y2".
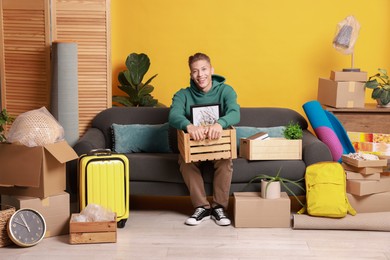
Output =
[
  {"x1": 303, "y1": 100, "x2": 355, "y2": 161},
  {"x1": 348, "y1": 82, "x2": 356, "y2": 92},
  {"x1": 347, "y1": 101, "x2": 354, "y2": 108},
  {"x1": 292, "y1": 212, "x2": 390, "y2": 231}
]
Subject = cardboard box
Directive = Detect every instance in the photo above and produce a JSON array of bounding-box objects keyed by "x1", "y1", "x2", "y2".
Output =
[
  {"x1": 239, "y1": 138, "x2": 302, "y2": 160},
  {"x1": 177, "y1": 127, "x2": 237, "y2": 163},
  {"x1": 342, "y1": 162, "x2": 384, "y2": 175},
  {"x1": 1, "y1": 192, "x2": 70, "y2": 238},
  {"x1": 330, "y1": 70, "x2": 367, "y2": 82},
  {"x1": 0, "y1": 141, "x2": 78, "y2": 198},
  {"x1": 342, "y1": 155, "x2": 388, "y2": 168},
  {"x1": 346, "y1": 171, "x2": 380, "y2": 181},
  {"x1": 317, "y1": 78, "x2": 365, "y2": 108},
  {"x1": 347, "y1": 192, "x2": 390, "y2": 213},
  {"x1": 69, "y1": 213, "x2": 117, "y2": 244},
  {"x1": 347, "y1": 175, "x2": 390, "y2": 196},
  {"x1": 234, "y1": 192, "x2": 291, "y2": 228}
]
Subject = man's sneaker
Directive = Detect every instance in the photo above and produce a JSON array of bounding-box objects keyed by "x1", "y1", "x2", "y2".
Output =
[
  {"x1": 185, "y1": 207, "x2": 211, "y2": 226},
  {"x1": 211, "y1": 206, "x2": 231, "y2": 226}
]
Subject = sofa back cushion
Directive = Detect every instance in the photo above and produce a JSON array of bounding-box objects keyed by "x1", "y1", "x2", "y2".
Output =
[{"x1": 92, "y1": 107, "x2": 308, "y2": 153}]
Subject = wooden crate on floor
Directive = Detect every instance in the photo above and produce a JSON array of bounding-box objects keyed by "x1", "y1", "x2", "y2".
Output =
[
  {"x1": 177, "y1": 127, "x2": 237, "y2": 163},
  {"x1": 69, "y1": 214, "x2": 117, "y2": 244}
]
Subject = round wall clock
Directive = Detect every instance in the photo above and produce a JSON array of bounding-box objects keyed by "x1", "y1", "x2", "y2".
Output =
[{"x1": 7, "y1": 208, "x2": 46, "y2": 247}]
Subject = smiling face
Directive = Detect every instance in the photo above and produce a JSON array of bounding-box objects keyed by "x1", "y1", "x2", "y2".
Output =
[{"x1": 190, "y1": 59, "x2": 214, "y2": 93}]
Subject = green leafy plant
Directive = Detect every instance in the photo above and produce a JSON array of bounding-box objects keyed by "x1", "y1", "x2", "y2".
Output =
[
  {"x1": 246, "y1": 167, "x2": 305, "y2": 207},
  {"x1": 283, "y1": 121, "x2": 303, "y2": 140},
  {"x1": 113, "y1": 53, "x2": 163, "y2": 107},
  {"x1": 0, "y1": 108, "x2": 14, "y2": 142},
  {"x1": 364, "y1": 68, "x2": 390, "y2": 105}
]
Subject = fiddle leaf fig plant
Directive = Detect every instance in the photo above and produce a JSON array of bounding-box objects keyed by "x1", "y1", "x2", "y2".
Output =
[
  {"x1": 283, "y1": 121, "x2": 303, "y2": 140},
  {"x1": 0, "y1": 108, "x2": 14, "y2": 142},
  {"x1": 113, "y1": 53, "x2": 162, "y2": 107},
  {"x1": 364, "y1": 68, "x2": 390, "y2": 105},
  {"x1": 246, "y1": 167, "x2": 306, "y2": 207}
]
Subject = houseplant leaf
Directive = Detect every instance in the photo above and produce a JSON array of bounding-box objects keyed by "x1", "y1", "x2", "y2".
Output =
[{"x1": 126, "y1": 53, "x2": 150, "y2": 86}]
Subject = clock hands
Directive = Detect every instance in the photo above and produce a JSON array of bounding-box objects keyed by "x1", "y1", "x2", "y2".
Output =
[{"x1": 20, "y1": 214, "x2": 31, "y2": 232}]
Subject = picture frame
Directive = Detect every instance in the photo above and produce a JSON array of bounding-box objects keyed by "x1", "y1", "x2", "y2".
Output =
[{"x1": 190, "y1": 103, "x2": 221, "y2": 127}]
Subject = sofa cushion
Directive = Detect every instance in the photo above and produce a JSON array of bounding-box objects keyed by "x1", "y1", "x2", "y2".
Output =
[{"x1": 111, "y1": 123, "x2": 172, "y2": 153}]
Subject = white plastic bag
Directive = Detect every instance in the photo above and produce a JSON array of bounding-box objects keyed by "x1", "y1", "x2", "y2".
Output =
[
  {"x1": 332, "y1": 15, "x2": 360, "y2": 55},
  {"x1": 6, "y1": 107, "x2": 64, "y2": 147}
]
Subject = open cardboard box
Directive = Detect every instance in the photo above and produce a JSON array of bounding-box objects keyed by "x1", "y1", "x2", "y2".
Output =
[{"x1": 0, "y1": 141, "x2": 78, "y2": 198}]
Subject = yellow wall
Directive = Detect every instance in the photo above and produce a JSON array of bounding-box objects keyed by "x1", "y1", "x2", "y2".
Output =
[{"x1": 111, "y1": 0, "x2": 390, "y2": 115}]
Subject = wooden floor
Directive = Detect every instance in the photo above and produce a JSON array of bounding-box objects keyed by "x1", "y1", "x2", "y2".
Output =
[{"x1": 2, "y1": 197, "x2": 390, "y2": 259}]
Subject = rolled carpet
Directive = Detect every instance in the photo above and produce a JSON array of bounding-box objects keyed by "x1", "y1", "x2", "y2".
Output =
[{"x1": 292, "y1": 212, "x2": 390, "y2": 231}]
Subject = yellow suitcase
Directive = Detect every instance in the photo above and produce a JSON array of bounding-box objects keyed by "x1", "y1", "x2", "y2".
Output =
[{"x1": 79, "y1": 149, "x2": 129, "y2": 228}]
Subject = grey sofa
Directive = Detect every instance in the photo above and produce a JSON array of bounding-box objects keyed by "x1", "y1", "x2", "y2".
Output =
[{"x1": 71, "y1": 107, "x2": 332, "y2": 198}]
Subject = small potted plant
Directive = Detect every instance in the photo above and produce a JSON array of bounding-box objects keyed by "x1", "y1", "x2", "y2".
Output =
[
  {"x1": 364, "y1": 68, "x2": 390, "y2": 107},
  {"x1": 0, "y1": 108, "x2": 14, "y2": 142},
  {"x1": 246, "y1": 167, "x2": 305, "y2": 207},
  {"x1": 283, "y1": 121, "x2": 303, "y2": 140}
]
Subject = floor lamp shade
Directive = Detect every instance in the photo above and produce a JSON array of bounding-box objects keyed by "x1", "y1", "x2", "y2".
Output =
[{"x1": 51, "y1": 42, "x2": 79, "y2": 146}]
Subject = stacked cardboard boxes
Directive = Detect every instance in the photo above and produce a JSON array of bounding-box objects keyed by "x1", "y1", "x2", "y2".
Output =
[
  {"x1": 0, "y1": 141, "x2": 78, "y2": 238},
  {"x1": 317, "y1": 70, "x2": 367, "y2": 108},
  {"x1": 342, "y1": 154, "x2": 390, "y2": 213}
]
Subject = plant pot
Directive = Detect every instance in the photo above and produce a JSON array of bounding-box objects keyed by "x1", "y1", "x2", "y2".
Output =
[
  {"x1": 376, "y1": 99, "x2": 390, "y2": 108},
  {"x1": 260, "y1": 180, "x2": 281, "y2": 199}
]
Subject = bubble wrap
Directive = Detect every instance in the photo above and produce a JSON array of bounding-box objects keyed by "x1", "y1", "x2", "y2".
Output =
[{"x1": 6, "y1": 107, "x2": 64, "y2": 147}]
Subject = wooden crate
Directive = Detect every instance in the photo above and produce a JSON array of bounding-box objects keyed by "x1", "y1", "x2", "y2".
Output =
[
  {"x1": 239, "y1": 138, "x2": 302, "y2": 160},
  {"x1": 342, "y1": 155, "x2": 388, "y2": 168},
  {"x1": 177, "y1": 127, "x2": 237, "y2": 163},
  {"x1": 69, "y1": 214, "x2": 117, "y2": 244}
]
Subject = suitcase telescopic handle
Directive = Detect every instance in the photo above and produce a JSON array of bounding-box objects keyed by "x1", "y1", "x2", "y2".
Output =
[{"x1": 88, "y1": 148, "x2": 112, "y2": 156}]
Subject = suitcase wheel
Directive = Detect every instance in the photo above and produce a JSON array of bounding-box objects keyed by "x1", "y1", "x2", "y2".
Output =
[{"x1": 117, "y1": 219, "x2": 127, "y2": 228}]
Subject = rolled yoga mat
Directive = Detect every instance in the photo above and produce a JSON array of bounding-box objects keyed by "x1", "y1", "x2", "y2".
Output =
[
  {"x1": 302, "y1": 100, "x2": 354, "y2": 162},
  {"x1": 51, "y1": 41, "x2": 79, "y2": 146},
  {"x1": 293, "y1": 212, "x2": 390, "y2": 231}
]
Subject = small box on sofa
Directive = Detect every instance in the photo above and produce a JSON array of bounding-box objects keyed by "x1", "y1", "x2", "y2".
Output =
[{"x1": 239, "y1": 138, "x2": 302, "y2": 160}]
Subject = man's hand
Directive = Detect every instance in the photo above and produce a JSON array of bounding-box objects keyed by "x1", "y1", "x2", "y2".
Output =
[
  {"x1": 186, "y1": 124, "x2": 207, "y2": 141},
  {"x1": 206, "y1": 123, "x2": 222, "y2": 140}
]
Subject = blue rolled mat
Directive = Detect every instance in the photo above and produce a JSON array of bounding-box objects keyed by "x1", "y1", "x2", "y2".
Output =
[{"x1": 303, "y1": 100, "x2": 355, "y2": 162}]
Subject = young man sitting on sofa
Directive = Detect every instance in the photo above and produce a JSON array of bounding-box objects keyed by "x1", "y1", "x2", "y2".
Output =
[{"x1": 168, "y1": 52, "x2": 240, "y2": 226}]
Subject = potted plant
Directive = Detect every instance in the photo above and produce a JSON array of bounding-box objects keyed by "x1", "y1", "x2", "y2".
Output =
[
  {"x1": 283, "y1": 121, "x2": 303, "y2": 140},
  {"x1": 364, "y1": 68, "x2": 390, "y2": 107},
  {"x1": 0, "y1": 108, "x2": 14, "y2": 142},
  {"x1": 113, "y1": 53, "x2": 164, "y2": 107},
  {"x1": 246, "y1": 167, "x2": 305, "y2": 207}
]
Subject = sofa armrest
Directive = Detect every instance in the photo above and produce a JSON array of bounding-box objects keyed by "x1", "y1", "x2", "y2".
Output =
[
  {"x1": 73, "y1": 128, "x2": 107, "y2": 156},
  {"x1": 302, "y1": 130, "x2": 332, "y2": 166}
]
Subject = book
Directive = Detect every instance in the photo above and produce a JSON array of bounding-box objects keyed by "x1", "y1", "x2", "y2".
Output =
[{"x1": 247, "y1": 132, "x2": 269, "y2": 140}]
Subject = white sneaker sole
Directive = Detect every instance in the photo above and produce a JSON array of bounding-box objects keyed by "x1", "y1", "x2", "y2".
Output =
[
  {"x1": 185, "y1": 216, "x2": 211, "y2": 226},
  {"x1": 211, "y1": 215, "x2": 231, "y2": 226}
]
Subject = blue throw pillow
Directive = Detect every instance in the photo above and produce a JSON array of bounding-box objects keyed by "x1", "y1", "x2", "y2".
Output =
[
  {"x1": 111, "y1": 123, "x2": 172, "y2": 153},
  {"x1": 236, "y1": 126, "x2": 286, "y2": 149}
]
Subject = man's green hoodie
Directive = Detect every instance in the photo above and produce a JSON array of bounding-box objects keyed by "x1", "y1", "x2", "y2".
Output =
[{"x1": 169, "y1": 74, "x2": 240, "y2": 131}]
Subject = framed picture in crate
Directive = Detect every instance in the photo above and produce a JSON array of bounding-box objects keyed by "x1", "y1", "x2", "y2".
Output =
[{"x1": 190, "y1": 103, "x2": 221, "y2": 127}]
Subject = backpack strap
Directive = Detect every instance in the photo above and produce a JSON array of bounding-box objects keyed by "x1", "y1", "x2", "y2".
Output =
[
  {"x1": 346, "y1": 198, "x2": 357, "y2": 216},
  {"x1": 297, "y1": 205, "x2": 306, "y2": 214}
]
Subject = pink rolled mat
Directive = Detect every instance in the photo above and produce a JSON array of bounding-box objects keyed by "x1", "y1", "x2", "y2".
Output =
[{"x1": 292, "y1": 212, "x2": 390, "y2": 231}]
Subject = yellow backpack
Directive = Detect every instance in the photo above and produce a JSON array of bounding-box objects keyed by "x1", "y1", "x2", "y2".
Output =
[{"x1": 298, "y1": 161, "x2": 356, "y2": 218}]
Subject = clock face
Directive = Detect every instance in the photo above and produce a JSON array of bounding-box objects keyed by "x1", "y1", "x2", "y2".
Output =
[{"x1": 7, "y1": 208, "x2": 46, "y2": 247}]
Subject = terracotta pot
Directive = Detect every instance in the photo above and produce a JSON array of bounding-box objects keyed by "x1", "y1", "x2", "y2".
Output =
[{"x1": 260, "y1": 180, "x2": 281, "y2": 199}]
